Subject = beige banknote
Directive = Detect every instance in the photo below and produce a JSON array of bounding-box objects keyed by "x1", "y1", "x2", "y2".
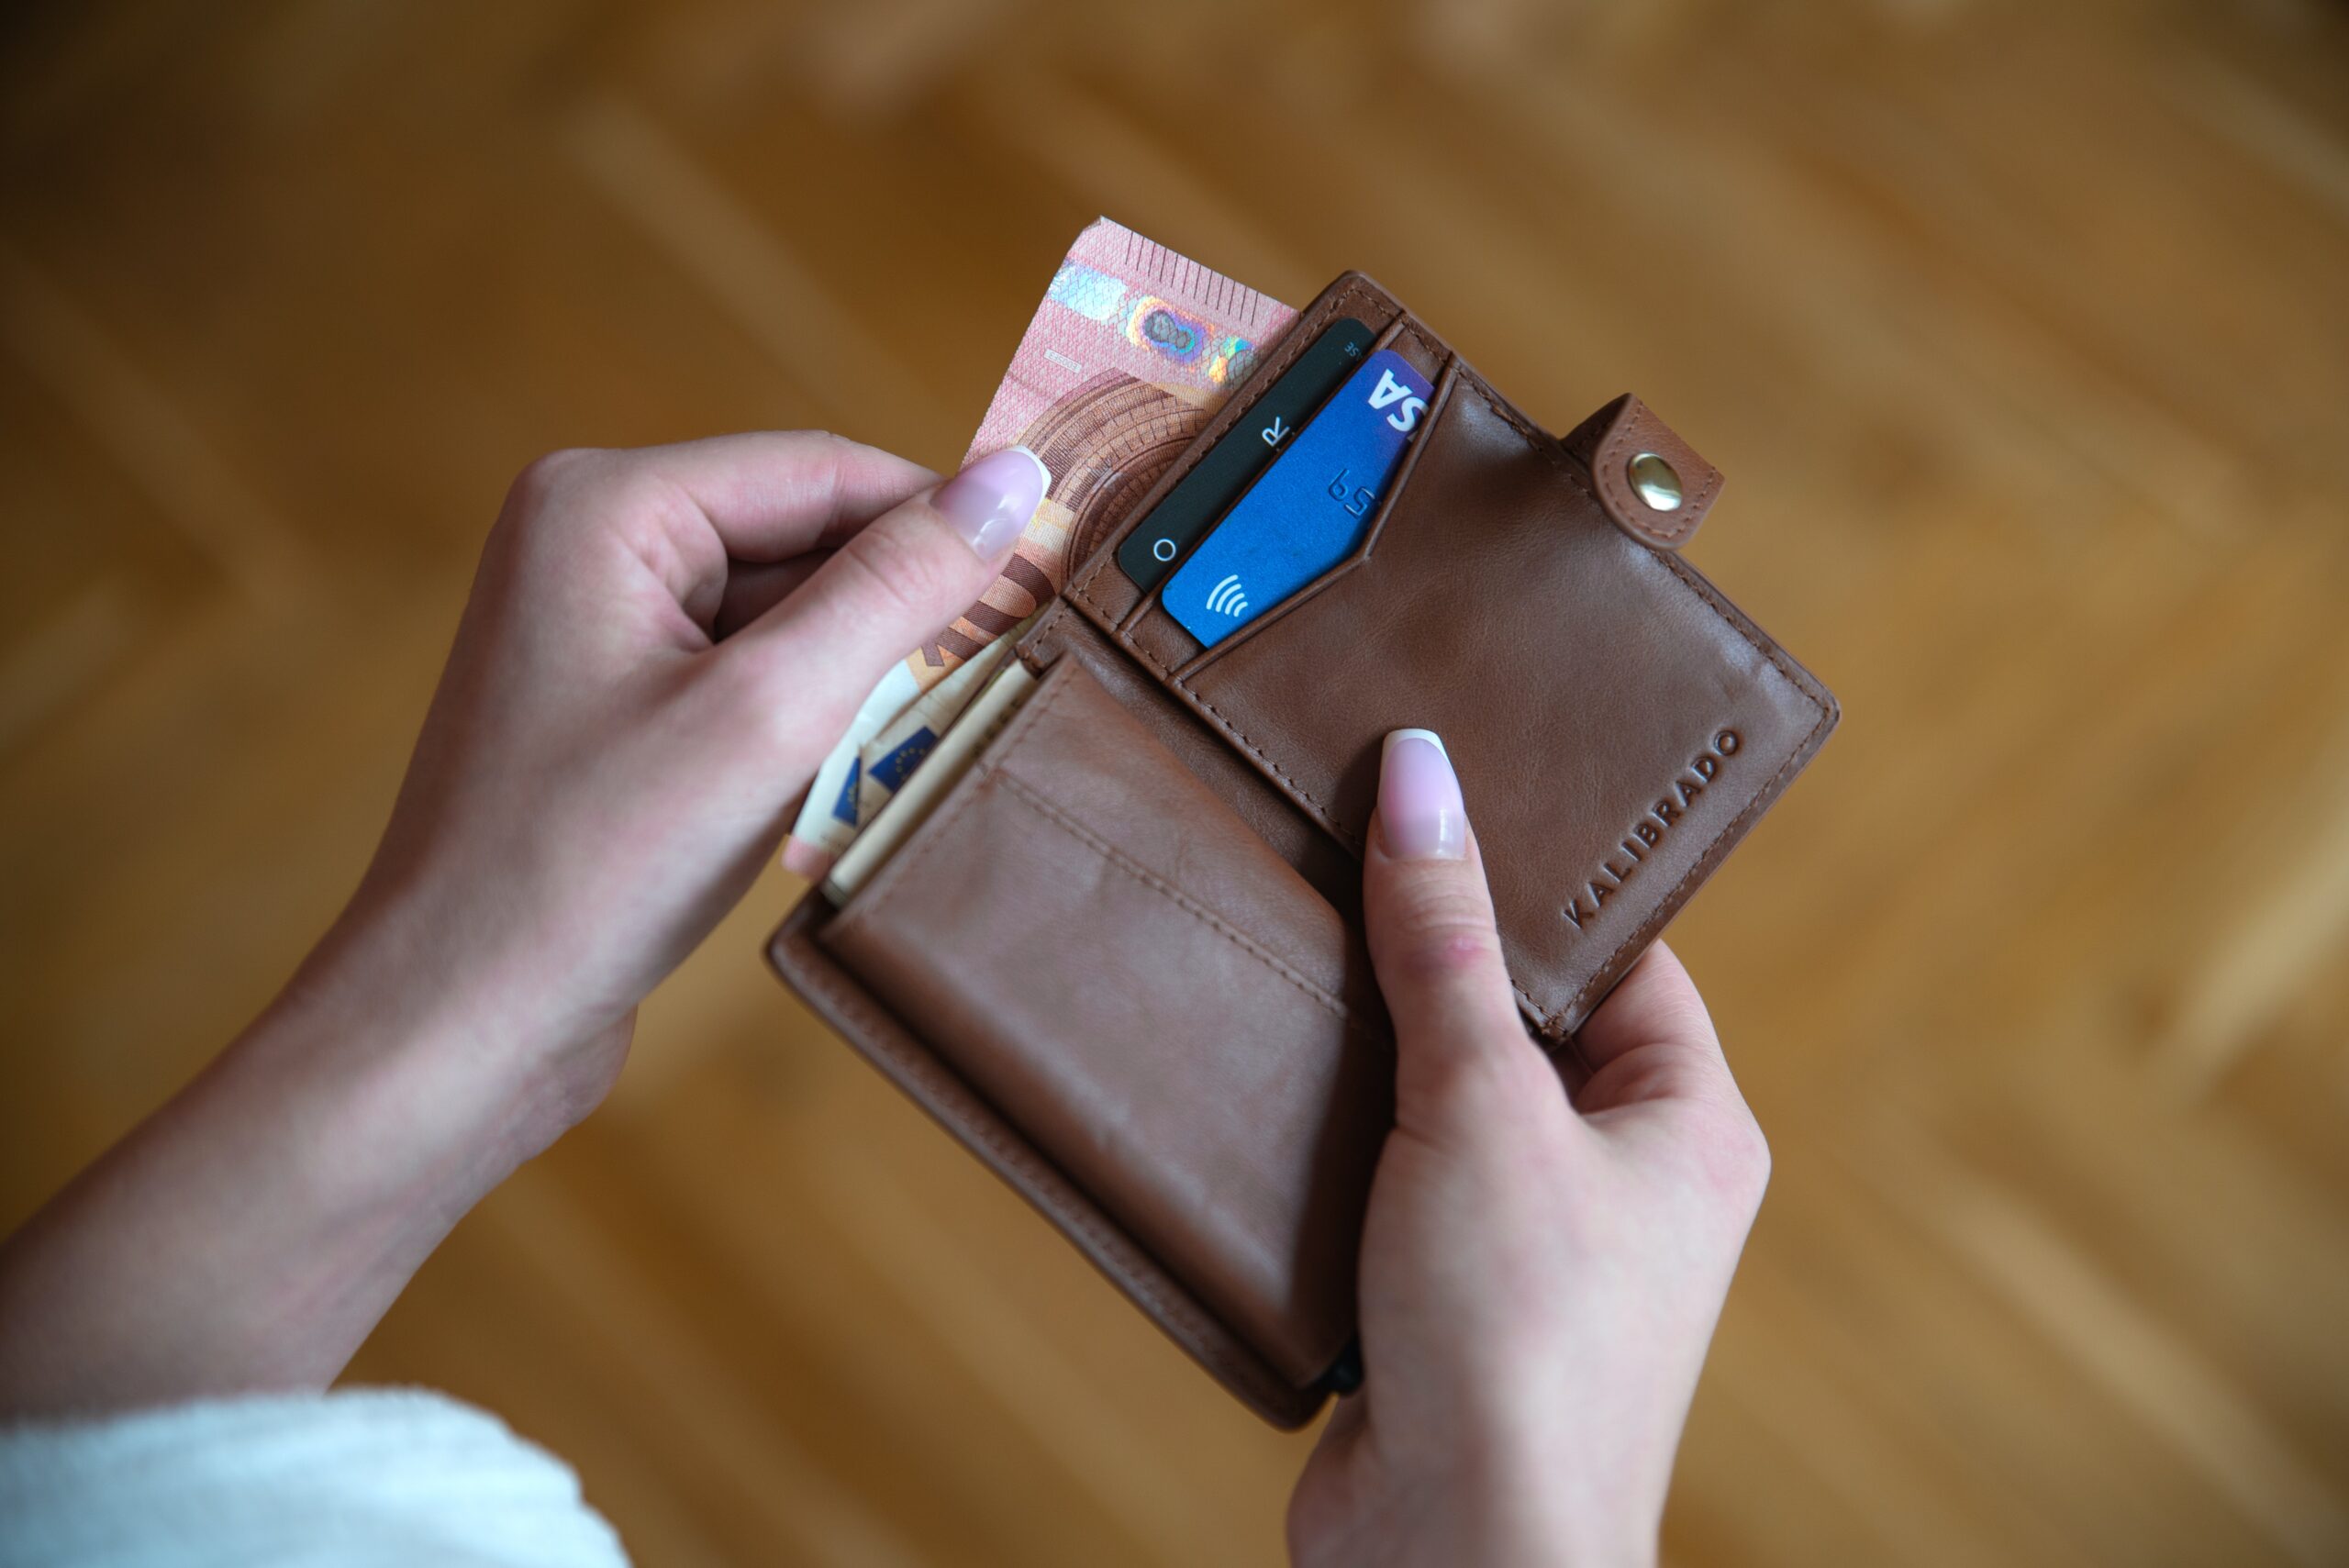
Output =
[
  {"x1": 785, "y1": 658, "x2": 918, "y2": 878},
  {"x1": 784, "y1": 218, "x2": 1293, "y2": 876},
  {"x1": 821, "y1": 662, "x2": 1040, "y2": 906},
  {"x1": 851, "y1": 620, "x2": 1023, "y2": 828}
]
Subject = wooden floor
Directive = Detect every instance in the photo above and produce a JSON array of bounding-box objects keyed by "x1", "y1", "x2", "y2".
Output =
[{"x1": 6, "y1": 2, "x2": 2348, "y2": 1562}]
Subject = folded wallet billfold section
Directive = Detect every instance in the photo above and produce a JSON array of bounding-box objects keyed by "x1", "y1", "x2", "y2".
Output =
[{"x1": 768, "y1": 272, "x2": 1838, "y2": 1427}]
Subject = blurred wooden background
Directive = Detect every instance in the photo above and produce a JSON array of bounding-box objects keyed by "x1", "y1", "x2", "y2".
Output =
[{"x1": 5, "y1": 1, "x2": 2348, "y2": 1562}]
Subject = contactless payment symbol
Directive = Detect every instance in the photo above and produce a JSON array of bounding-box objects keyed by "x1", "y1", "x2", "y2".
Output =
[{"x1": 1203, "y1": 573, "x2": 1250, "y2": 618}]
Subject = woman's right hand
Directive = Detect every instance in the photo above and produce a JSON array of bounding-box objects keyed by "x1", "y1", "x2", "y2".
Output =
[{"x1": 1288, "y1": 729, "x2": 1773, "y2": 1568}]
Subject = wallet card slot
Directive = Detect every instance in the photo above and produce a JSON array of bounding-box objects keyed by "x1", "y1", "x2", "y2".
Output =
[
  {"x1": 1072, "y1": 274, "x2": 1414, "y2": 637},
  {"x1": 1369, "y1": 310, "x2": 1444, "y2": 378},
  {"x1": 1167, "y1": 355, "x2": 1465, "y2": 686},
  {"x1": 1111, "y1": 351, "x2": 1464, "y2": 684},
  {"x1": 820, "y1": 661, "x2": 1390, "y2": 1386}
]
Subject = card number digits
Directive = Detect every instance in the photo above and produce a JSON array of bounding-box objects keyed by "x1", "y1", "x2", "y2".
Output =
[{"x1": 1328, "y1": 467, "x2": 1375, "y2": 518}]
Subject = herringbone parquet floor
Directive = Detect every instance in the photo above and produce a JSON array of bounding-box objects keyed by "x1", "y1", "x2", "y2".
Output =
[{"x1": 4, "y1": 3, "x2": 2346, "y2": 1563}]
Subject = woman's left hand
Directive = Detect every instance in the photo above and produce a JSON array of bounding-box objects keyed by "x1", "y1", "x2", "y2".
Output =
[
  {"x1": 0, "y1": 432, "x2": 1042, "y2": 1415},
  {"x1": 337, "y1": 432, "x2": 1041, "y2": 1123}
]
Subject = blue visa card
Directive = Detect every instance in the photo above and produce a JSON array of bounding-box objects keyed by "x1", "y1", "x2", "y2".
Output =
[{"x1": 1163, "y1": 348, "x2": 1435, "y2": 650}]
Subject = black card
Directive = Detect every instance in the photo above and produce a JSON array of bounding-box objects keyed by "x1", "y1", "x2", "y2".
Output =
[{"x1": 1115, "y1": 316, "x2": 1376, "y2": 592}]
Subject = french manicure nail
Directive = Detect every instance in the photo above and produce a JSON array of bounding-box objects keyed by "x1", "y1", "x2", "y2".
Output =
[
  {"x1": 934, "y1": 446, "x2": 1050, "y2": 558},
  {"x1": 1380, "y1": 728, "x2": 1467, "y2": 860}
]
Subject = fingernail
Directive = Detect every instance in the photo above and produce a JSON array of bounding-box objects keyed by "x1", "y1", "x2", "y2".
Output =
[
  {"x1": 934, "y1": 446, "x2": 1050, "y2": 558},
  {"x1": 1380, "y1": 728, "x2": 1466, "y2": 860}
]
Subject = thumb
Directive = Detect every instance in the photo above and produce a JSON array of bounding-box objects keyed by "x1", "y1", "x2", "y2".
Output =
[
  {"x1": 725, "y1": 446, "x2": 1047, "y2": 762},
  {"x1": 1363, "y1": 729, "x2": 1554, "y2": 1140}
]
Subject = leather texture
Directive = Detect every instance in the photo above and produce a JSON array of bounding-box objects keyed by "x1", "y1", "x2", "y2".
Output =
[
  {"x1": 1559, "y1": 392, "x2": 1722, "y2": 549},
  {"x1": 822, "y1": 661, "x2": 1389, "y2": 1388},
  {"x1": 767, "y1": 270, "x2": 1838, "y2": 1427},
  {"x1": 1064, "y1": 273, "x2": 1837, "y2": 1041}
]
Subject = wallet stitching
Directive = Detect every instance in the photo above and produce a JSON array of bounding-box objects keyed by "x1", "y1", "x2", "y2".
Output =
[
  {"x1": 1564, "y1": 694, "x2": 1831, "y2": 1024},
  {"x1": 1079, "y1": 277, "x2": 1829, "y2": 1034},
  {"x1": 1020, "y1": 598, "x2": 1074, "y2": 664},
  {"x1": 783, "y1": 929, "x2": 1298, "y2": 1409},
  {"x1": 847, "y1": 659, "x2": 1376, "y2": 1043},
  {"x1": 1394, "y1": 321, "x2": 1442, "y2": 369},
  {"x1": 1594, "y1": 411, "x2": 1718, "y2": 547},
  {"x1": 829, "y1": 668, "x2": 1085, "y2": 949},
  {"x1": 817, "y1": 675, "x2": 1315, "y2": 1408},
  {"x1": 990, "y1": 770, "x2": 1381, "y2": 1046}
]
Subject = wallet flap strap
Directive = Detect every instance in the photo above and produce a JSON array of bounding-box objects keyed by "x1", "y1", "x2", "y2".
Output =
[{"x1": 1561, "y1": 394, "x2": 1720, "y2": 550}]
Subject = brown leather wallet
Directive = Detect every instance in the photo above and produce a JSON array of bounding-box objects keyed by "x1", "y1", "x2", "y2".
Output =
[{"x1": 768, "y1": 271, "x2": 1838, "y2": 1427}]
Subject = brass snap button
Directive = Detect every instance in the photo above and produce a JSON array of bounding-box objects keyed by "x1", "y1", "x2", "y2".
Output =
[{"x1": 1627, "y1": 451, "x2": 1683, "y2": 512}]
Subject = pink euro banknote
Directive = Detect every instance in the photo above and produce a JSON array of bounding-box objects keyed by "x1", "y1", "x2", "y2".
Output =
[{"x1": 783, "y1": 219, "x2": 1293, "y2": 877}]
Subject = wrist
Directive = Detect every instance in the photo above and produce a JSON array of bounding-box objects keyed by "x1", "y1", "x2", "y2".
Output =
[
  {"x1": 274, "y1": 885, "x2": 626, "y2": 1173},
  {"x1": 0, "y1": 908, "x2": 601, "y2": 1415},
  {"x1": 326, "y1": 863, "x2": 634, "y2": 1121},
  {"x1": 1453, "y1": 1404, "x2": 1665, "y2": 1568},
  {"x1": 1464, "y1": 1458, "x2": 1658, "y2": 1568}
]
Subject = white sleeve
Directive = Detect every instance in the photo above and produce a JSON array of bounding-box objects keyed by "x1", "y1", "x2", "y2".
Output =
[{"x1": 0, "y1": 1386, "x2": 630, "y2": 1568}]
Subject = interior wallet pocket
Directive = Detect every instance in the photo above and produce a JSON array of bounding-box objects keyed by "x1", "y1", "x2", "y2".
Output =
[{"x1": 818, "y1": 660, "x2": 1391, "y2": 1386}]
